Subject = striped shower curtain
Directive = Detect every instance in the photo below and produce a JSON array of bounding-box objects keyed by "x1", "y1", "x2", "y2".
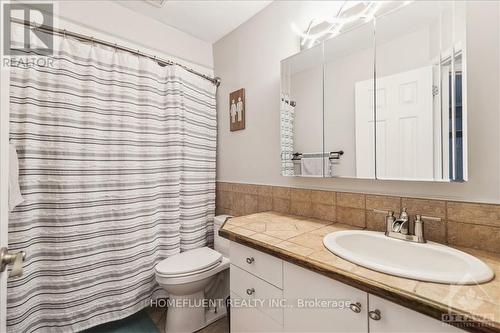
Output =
[
  {"x1": 7, "y1": 35, "x2": 216, "y2": 332},
  {"x1": 280, "y1": 94, "x2": 295, "y2": 176}
]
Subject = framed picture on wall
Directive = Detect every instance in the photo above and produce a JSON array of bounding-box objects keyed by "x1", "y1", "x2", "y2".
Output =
[{"x1": 229, "y1": 88, "x2": 245, "y2": 131}]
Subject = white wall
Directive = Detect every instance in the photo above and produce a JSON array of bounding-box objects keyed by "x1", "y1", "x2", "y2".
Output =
[
  {"x1": 214, "y1": 1, "x2": 500, "y2": 204},
  {"x1": 324, "y1": 23, "x2": 374, "y2": 178},
  {"x1": 290, "y1": 67, "x2": 323, "y2": 154},
  {"x1": 54, "y1": 0, "x2": 213, "y2": 72}
]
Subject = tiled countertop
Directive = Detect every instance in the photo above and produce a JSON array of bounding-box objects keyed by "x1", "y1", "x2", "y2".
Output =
[{"x1": 219, "y1": 212, "x2": 500, "y2": 333}]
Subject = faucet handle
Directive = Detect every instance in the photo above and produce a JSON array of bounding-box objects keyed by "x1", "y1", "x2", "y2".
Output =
[
  {"x1": 373, "y1": 209, "x2": 395, "y2": 233},
  {"x1": 373, "y1": 209, "x2": 394, "y2": 216},
  {"x1": 414, "y1": 215, "x2": 426, "y2": 242},
  {"x1": 420, "y1": 215, "x2": 442, "y2": 222}
]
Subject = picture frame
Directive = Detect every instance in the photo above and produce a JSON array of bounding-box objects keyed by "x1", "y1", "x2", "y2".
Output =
[{"x1": 229, "y1": 88, "x2": 245, "y2": 131}]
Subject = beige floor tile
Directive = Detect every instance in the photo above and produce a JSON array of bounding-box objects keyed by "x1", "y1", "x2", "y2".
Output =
[{"x1": 197, "y1": 317, "x2": 229, "y2": 333}]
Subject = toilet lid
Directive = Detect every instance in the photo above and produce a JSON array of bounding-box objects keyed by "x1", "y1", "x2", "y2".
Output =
[{"x1": 155, "y1": 247, "x2": 222, "y2": 276}]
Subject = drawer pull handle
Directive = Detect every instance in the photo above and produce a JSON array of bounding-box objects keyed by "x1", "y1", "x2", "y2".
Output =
[
  {"x1": 369, "y1": 309, "x2": 382, "y2": 321},
  {"x1": 246, "y1": 288, "x2": 255, "y2": 295},
  {"x1": 246, "y1": 257, "x2": 255, "y2": 264},
  {"x1": 349, "y1": 302, "x2": 362, "y2": 313}
]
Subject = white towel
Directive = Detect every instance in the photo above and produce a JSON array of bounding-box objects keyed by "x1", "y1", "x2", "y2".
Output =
[
  {"x1": 301, "y1": 157, "x2": 326, "y2": 177},
  {"x1": 9, "y1": 143, "x2": 24, "y2": 212}
]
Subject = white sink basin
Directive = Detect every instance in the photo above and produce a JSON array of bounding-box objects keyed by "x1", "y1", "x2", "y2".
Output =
[{"x1": 323, "y1": 230, "x2": 494, "y2": 284}]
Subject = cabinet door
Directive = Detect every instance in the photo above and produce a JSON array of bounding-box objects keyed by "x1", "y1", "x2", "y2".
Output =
[
  {"x1": 230, "y1": 292, "x2": 283, "y2": 333},
  {"x1": 283, "y1": 262, "x2": 368, "y2": 332},
  {"x1": 368, "y1": 295, "x2": 465, "y2": 333},
  {"x1": 230, "y1": 264, "x2": 283, "y2": 324}
]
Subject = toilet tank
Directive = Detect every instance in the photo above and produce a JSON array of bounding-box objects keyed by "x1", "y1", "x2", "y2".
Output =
[{"x1": 214, "y1": 215, "x2": 232, "y2": 257}]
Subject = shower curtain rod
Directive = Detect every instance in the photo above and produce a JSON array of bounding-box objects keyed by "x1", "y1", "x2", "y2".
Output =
[{"x1": 10, "y1": 18, "x2": 221, "y2": 87}]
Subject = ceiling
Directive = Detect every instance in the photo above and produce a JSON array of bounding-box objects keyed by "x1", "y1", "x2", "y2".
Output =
[{"x1": 117, "y1": 0, "x2": 272, "y2": 43}]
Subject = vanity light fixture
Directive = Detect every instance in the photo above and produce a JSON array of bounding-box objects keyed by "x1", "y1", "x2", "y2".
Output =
[
  {"x1": 293, "y1": 1, "x2": 413, "y2": 50},
  {"x1": 144, "y1": 0, "x2": 167, "y2": 8}
]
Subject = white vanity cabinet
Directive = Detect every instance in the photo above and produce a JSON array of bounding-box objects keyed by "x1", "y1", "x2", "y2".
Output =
[
  {"x1": 229, "y1": 241, "x2": 465, "y2": 333},
  {"x1": 230, "y1": 289, "x2": 283, "y2": 333},
  {"x1": 283, "y1": 262, "x2": 368, "y2": 332},
  {"x1": 368, "y1": 295, "x2": 464, "y2": 333},
  {"x1": 229, "y1": 242, "x2": 284, "y2": 332}
]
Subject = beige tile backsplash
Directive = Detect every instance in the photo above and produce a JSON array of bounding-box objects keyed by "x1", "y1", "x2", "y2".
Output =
[
  {"x1": 336, "y1": 207, "x2": 366, "y2": 228},
  {"x1": 216, "y1": 182, "x2": 500, "y2": 254},
  {"x1": 447, "y1": 202, "x2": 500, "y2": 228},
  {"x1": 336, "y1": 192, "x2": 365, "y2": 209},
  {"x1": 310, "y1": 190, "x2": 335, "y2": 205}
]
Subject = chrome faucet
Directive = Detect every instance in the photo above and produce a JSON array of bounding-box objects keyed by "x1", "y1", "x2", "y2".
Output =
[
  {"x1": 391, "y1": 207, "x2": 409, "y2": 234},
  {"x1": 373, "y1": 208, "x2": 441, "y2": 244}
]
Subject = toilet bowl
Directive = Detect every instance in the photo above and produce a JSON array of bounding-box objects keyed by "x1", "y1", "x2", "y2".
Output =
[{"x1": 155, "y1": 215, "x2": 232, "y2": 333}]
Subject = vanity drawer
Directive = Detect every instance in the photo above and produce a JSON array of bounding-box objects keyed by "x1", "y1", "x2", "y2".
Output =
[
  {"x1": 230, "y1": 264, "x2": 284, "y2": 325},
  {"x1": 230, "y1": 241, "x2": 283, "y2": 288}
]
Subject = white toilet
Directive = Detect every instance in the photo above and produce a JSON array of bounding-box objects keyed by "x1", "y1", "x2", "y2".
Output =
[{"x1": 155, "y1": 215, "x2": 232, "y2": 333}]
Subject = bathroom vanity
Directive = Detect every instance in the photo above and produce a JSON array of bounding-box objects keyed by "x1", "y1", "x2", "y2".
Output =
[{"x1": 219, "y1": 212, "x2": 500, "y2": 333}]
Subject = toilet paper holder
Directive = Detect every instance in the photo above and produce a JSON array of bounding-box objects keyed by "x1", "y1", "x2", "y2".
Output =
[{"x1": 0, "y1": 247, "x2": 26, "y2": 277}]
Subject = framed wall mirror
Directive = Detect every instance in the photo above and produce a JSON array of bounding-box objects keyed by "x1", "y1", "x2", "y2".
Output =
[{"x1": 280, "y1": 1, "x2": 467, "y2": 182}]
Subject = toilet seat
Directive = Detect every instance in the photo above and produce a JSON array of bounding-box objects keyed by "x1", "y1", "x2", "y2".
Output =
[
  {"x1": 156, "y1": 257, "x2": 230, "y2": 286},
  {"x1": 155, "y1": 247, "x2": 223, "y2": 278},
  {"x1": 156, "y1": 260, "x2": 222, "y2": 278}
]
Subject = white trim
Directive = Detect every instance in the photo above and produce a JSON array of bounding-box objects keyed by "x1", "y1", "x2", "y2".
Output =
[
  {"x1": 22, "y1": 1, "x2": 214, "y2": 75},
  {"x1": 56, "y1": 16, "x2": 214, "y2": 77},
  {"x1": 0, "y1": 2, "x2": 11, "y2": 329}
]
